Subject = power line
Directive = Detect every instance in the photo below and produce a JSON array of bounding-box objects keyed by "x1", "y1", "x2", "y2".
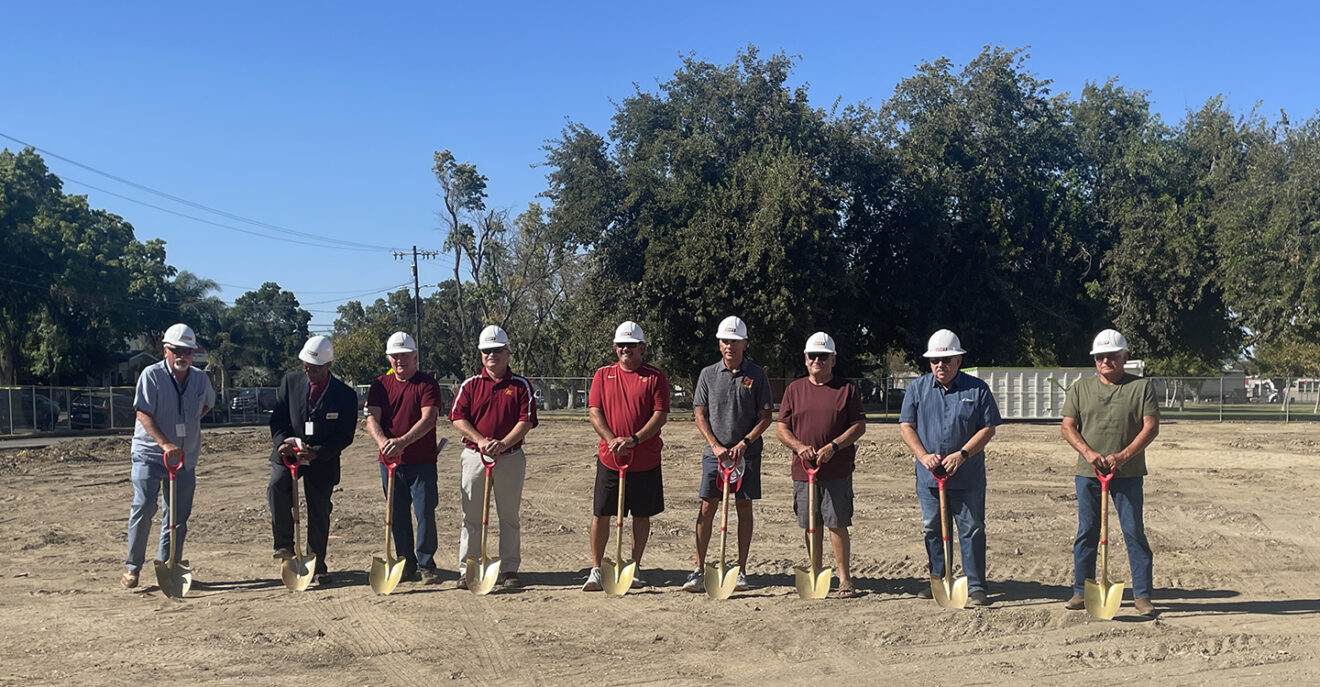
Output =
[{"x1": 1, "y1": 131, "x2": 408, "y2": 252}]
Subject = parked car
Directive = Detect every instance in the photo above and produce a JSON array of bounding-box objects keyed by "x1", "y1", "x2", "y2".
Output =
[
  {"x1": 70, "y1": 390, "x2": 137, "y2": 429},
  {"x1": 0, "y1": 388, "x2": 61, "y2": 432},
  {"x1": 230, "y1": 388, "x2": 277, "y2": 413}
]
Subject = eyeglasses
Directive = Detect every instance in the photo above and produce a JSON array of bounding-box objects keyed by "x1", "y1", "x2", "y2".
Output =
[
  {"x1": 807, "y1": 352, "x2": 832, "y2": 361},
  {"x1": 166, "y1": 346, "x2": 194, "y2": 356},
  {"x1": 615, "y1": 342, "x2": 639, "y2": 350},
  {"x1": 929, "y1": 357, "x2": 955, "y2": 366},
  {"x1": 1094, "y1": 352, "x2": 1123, "y2": 361},
  {"x1": 482, "y1": 347, "x2": 508, "y2": 355}
]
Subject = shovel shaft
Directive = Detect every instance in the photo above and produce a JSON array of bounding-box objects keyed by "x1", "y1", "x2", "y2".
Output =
[
  {"x1": 718, "y1": 470, "x2": 731, "y2": 568},
  {"x1": 479, "y1": 462, "x2": 494, "y2": 566},
  {"x1": 1099, "y1": 476, "x2": 1110, "y2": 586},
  {"x1": 383, "y1": 464, "x2": 396, "y2": 560},
  {"x1": 807, "y1": 469, "x2": 819, "y2": 576},
  {"x1": 615, "y1": 468, "x2": 627, "y2": 564},
  {"x1": 938, "y1": 480, "x2": 954, "y2": 588}
]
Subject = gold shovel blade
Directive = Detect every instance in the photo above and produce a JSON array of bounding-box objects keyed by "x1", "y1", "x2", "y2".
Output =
[
  {"x1": 154, "y1": 560, "x2": 192, "y2": 599},
  {"x1": 281, "y1": 554, "x2": 317, "y2": 592},
  {"x1": 600, "y1": 557, "x2": 636, "y2": 596},
  {"x1": 1084, "y1": 578, "x2": 1125, "y2": 620},
  {"x1": 369, "y1": 555, "x2": 405, "y2": 595},
  {"x1": 464, "y1": 556, "x2": 501, "y2": 596},
  {"x1": 704, "y1": 562, "x2": 739, "y2": 600},
  {"x1": 793, "y1": 564, "x2": 832, "y2": 599},
  {"x1": 930, "y1": 574, "x2": 969, "y2": 609}
]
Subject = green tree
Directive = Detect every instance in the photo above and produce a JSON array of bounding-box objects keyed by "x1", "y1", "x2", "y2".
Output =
[{"x1": 227, "y1": 282, "x2": 311, "y2": 383}]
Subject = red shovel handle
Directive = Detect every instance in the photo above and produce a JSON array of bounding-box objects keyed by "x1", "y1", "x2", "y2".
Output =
[
  {"x1": 480, "y1": 451, "x2": 498, "y2": 476},
  {"x1": 379, "y1": 452, "x2": 399, "y2": 477},
  {"x1": 718, "y1": 456, "x2": 743, "y2": 494},
  {"x1": 798, "y1": 456, "x2": 819, "y2": 482},
  {"x1": 163, "y1": 452, "x2": 185, "y2": 478},
  {"x1": 1093, "y1": 468, "x2": 1114, "y2": 490}
]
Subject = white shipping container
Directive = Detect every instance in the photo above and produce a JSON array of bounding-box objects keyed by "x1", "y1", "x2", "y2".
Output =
[{"x1": 962, "y1": 367, "x2": 1093, "y2": 420}]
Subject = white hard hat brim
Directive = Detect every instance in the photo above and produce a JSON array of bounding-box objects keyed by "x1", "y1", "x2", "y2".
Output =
[{"x1": 922, "y1": 347, "x2": 967, "y2": 357}]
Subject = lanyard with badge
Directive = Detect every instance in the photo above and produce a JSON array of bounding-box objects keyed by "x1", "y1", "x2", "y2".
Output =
[
  {"x1": 305, "y1": 380, "x2": 325, "y2": 436},
  {"x1": 168, "y1": 373, "x2": 189, "y2": 440}
]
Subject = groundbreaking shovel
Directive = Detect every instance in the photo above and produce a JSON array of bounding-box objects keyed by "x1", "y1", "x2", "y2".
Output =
[
  {"x1": 704, "y1": 457, "x2": 742, "y2": 599},
  {"x1": 279, "y1": 449, "x2": 316, "y2": 591},
  {"x1": 929, "y1": 467, "x2": 969, "y2": 609},
  {"x1": 794, "y1": 462, "x2": 831, "y2": 599},
  {"x1": 153, "y1": 452, "x2": 193, "y2": 598},
  {"x1": 369, "y1": 455, "x2": 406, "y2": 595},
  {"x1": 600, "y1": 453, "x2": 636, "y2": 596},
  {"x1": 1085, "y1": 469, "x2": 1125, "y2": 619},
  {"x1": 464, "y1": 452, "x2": 501, "y2": 595}
]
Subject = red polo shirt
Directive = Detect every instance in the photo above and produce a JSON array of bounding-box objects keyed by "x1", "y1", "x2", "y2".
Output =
[
  {"x1": 588, "y1": 362, "x2": 670, "y2": 471},
  {"x1": 449, "y1": 367, "x2": 538, "y2": 451}
]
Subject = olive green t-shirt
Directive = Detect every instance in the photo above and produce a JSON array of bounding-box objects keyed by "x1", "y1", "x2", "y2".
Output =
[{"x1": 1061, "y1": 373, "x2": 1159, "y2": 478}]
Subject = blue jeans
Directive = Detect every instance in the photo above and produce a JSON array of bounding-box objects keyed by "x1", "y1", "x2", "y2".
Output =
[
  {"x1": 380, "y1": 462, "x2": 438, "y2": 572},
  {"x1": 1074, "y1": 475, "x2": 1153, "y2": 599},
  {"x1": 125, "y1": 460, "x2": 196, "y2": 571},
  {"x1": 917, "y1": 482, "x2": 987, "y2": 592}
]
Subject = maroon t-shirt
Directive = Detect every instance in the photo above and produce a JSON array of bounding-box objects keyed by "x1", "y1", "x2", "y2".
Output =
[
  {"x1": 588, "y1": 362, "x2": 670, "y2": 471},
  {"x1": 367, "y1": 371, "x2": 442, "y2": 465},
  {"x1": 778, "y1": 376, "x2": 865, "y2": 481}
]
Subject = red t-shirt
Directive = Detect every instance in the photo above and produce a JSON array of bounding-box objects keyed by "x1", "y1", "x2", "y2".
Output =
[
  {"x1": 588, "y1": 362, "x2": 670, "y2": 471},
  {"x1": 366, "y1": 371, "x2": 442, "y2": 465},
  {"x1": 778, "y1": 376, "x2": 865, "y2": 481},
  {"x1": 449, "y1": 367, "x2": 538, "y2": 451}
]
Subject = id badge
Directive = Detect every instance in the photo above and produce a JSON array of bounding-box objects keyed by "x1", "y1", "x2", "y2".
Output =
[
  {"x1": 304, "y1": 421, "x2": 315, "y2": 436},
  {"x1": 175, "y1": 423, "x2": 187, "y2": 438}
]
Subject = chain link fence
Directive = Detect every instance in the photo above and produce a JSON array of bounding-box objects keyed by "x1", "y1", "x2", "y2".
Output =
[{"x1": 0, "y1": 385, "x2": 280, "y2": 436}]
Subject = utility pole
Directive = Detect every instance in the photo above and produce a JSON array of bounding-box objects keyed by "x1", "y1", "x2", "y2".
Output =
[{"x1": 393, "y1": 246, "x2": 438, "y2": 363}]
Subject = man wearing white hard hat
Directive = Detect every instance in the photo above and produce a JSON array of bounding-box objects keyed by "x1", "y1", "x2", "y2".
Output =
[
  {"x1": 121, "y1": 323, "x2": 216, "y2": 588},
  {"x1": 683, "y1": 316, "x2": 773, "y2": 593},
  {"x1": 267, "y1": 335, "x2": 360, "y2": 585},
  {"x1": 899, "y1": 329, "x2": 1002, "y2": 606},
  {"x1": 776, "y1": 331, "x2": 867, "y2": 597},
  {"x1": 1061, "y1": 329, "x2": 1160, "y2": 617},
  {"x1": 449, "y1": 325, "x2": 539, "y2": 589},
  {"x1": 366, "y1": 331, "x2": 444, "y2": 584},
  {"x1": 583, "y1": 321, "x2": 670, "y2": 591}
]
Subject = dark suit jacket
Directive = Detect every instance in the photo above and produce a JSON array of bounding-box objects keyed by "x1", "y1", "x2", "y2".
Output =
[{"x1": 269, "y1": 371, "x2": 359, "y2": 485}]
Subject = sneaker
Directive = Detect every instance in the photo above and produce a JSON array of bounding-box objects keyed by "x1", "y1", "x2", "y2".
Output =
[
  {"x1": 1065, "y1": 593, "x2": 1086, "y2": 610},
  {"x1": 402, "y1": 568, "x2": 422, "y2": 583},
  {"x1": 969, "y1": 590, "x2": 992, "y2": 606},
  {"x1": 120, "y1": 569, "x2": 139, "y2": 589},
  {"x1": 682, "y1": 569, "x2": 704, "y2": 593},
  {"x1": 454, "y1": 575, "x2": 469, "y2": 589},
  {"x1": 917, "y1": 586, "x2": 933, "y2": 600},
  {"x1": 272, "y1": 547, "x2": 295, "y2": 561},
  {"x1": 582, "y1": 567, "x2": 602, "y2": 592},
  {"x1": 420, "y1": 568, "x2": 443, "y2": 585},
  {"x1": 1134, "y1": 597, "x2": 1157, "y2": 617},
  {"x1": 735, "y1": 571, "x2": 749, "y2": 592},
  {"x1": 631, "y1": 571, "x2": 647, "y2": 588},
  {"x1": 502, "y1": 572, "x2": 522, "y2": 588}
]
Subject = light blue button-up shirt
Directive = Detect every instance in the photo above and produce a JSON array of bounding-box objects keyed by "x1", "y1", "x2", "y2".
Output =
[
  {"x1": 899, "y1": 371, "x2": 1002, "y2": 490},
  {"x1": 131, "y1": 360, "x2": 216, "y2": 470}
]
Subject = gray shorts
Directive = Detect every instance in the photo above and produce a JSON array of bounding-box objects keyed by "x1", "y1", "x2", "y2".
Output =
[{"x1": 793, "y1": 476, "x2": 853, "y2": 529}]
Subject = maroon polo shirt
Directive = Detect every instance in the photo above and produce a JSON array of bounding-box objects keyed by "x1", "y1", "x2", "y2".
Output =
[
  {"x1": 449, "y1": 366, "x2": 538, "y2": 451},
  {"x1": 366, "y1": 370, "x2": 442, "y2": 465}
]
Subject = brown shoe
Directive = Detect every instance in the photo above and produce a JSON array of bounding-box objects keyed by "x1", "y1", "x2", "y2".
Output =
[
  {"x1": 120, "y1": 569, "x2": 139, "y2": 589},
  {"x1": 1065, "y1": 593, "x2": 1086, "y2": 610},
  {"x1": 1134, "y1": 597, "x2": 1157, "y2": 617},
  {"x1": 502, "y1": 572, "x2": 523, "y2": 588}
]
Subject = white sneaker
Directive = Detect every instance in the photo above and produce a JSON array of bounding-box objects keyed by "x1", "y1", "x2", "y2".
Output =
[
  {"x1": 582, "y1": 567, "x2": 602, "y2": 592},
  {"x1": 682, "y1": 568, "x2": 704, "y2": 593},
  {"x1": 735, "y1": 571, "x2": 748, "y2": 591}
]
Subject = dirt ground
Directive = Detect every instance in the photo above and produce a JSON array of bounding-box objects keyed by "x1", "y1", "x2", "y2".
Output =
[{"x1": 2, "y1": 418, "x2": 1317, "y2": 686}]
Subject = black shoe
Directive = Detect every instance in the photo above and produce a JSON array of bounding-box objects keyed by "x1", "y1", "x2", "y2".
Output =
[
  {"x1": 314, "y1": 572, "x2": 333, "y2": 586},
  {"x1": 272, "y1": 547, "x2": 295, "y2": 561},
  {"x1": 917, "y1": 586, "x2": 934, "y2": 600},
  {"x1": 402, "y1": 567, "x2": 422, "y2": 583},
  {"x1": 969, "y1": 590, "x2": 992, "y2": 606}
]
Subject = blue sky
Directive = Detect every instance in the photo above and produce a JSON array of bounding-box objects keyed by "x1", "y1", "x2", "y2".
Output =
[{"x1": 3, "y1": 1, "x2": 1317, "y2": 333}]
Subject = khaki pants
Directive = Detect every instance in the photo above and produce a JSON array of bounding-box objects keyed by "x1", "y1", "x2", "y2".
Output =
[{"x1": 458, "y1": 446, "x2": 525, "y2": 573}]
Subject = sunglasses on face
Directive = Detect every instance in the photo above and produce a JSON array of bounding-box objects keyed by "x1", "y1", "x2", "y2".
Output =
[
  {"x1": 929, "y1": 357, "x2": 955, "y2": 366},
  {"x1": 615, "y1": 342, "x2": 639, "y2": 350},
  {"x1": 1094, "y1": 352, "x2": 1123, "y2": 361},
  {"x1": 807, "y1": 352, "x2": 832, "y2": 362},
  {"x1": 166, "y1": 346, "x2": 194, "y2": 356},
  {"x1": 482, "y1": 347, "x2": 508, "y2": 355}
]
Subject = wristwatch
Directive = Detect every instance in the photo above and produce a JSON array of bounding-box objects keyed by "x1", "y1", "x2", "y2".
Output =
[
  {"x1": 830, "y1": 441, "x2": 840, "y2": 453},
  {"x1": 741, "y1": 436, "x2": 753, "y2": 447},
  {"x1": 959, "y1": 449, "x2": 969, "y2": 459},
  {"x1": 630, "y1": 434, "x2": 640, "y2": 446}
]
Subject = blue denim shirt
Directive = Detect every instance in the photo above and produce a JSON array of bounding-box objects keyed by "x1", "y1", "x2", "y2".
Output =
[{"x1": 899, "y1": 371, "x2": 1002, "y2": 490}]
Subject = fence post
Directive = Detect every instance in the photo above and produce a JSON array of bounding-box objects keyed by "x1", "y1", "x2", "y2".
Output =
[{"x1": 1218, "y1": 376, "x2": 1224, "y2": 422}]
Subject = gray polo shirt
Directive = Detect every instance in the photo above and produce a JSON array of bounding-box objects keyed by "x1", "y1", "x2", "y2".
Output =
[
  {"x1": 693, "y1": 357, "x2": 773, "y2": 448},
  {"x1": 131, "y1": 360, "x2": 216, "y2": 470}
]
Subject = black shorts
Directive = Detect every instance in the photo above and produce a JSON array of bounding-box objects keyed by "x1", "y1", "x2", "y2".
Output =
[{"x1": 593, "y1": 461, "x2": 665, "y2": 518}]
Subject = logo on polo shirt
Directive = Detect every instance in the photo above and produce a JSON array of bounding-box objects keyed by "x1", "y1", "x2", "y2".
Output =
[
  {"x1": 741, "y1": 377, "x2": 754, "y2": 389},
  {"x1": 505, "y1": 388, "x2": 514, "y2": 396}
]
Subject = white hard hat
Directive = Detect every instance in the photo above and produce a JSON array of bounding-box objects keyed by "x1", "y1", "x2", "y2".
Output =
[
  {"x1": 478, "y1": 325, "x2": 509, "y2": 350},
  {"x1": 614, "y1": 321, "x2": 645, "y2": 344},
  {"x1": 163, "y1": 323, "x2": 197, "y2": 349},
  {"x1": 1089, "y1": 329, "x2": 1129, "y2": 355},
  {"x1": 804, "y1": 331, "x2": 836, "y2": 355},
  {"x1": 715, "y1": 316, "x2": 748, "y2": 341},
  {"x1": 385, "y1": 331, "x2": 417, "y2": 355},
  {"x1": 923, "y1": 329, "x2": 967, "y2": 358},
  {"x1": 299, "y1": 335, "x2": 334, "y2": 365}
]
